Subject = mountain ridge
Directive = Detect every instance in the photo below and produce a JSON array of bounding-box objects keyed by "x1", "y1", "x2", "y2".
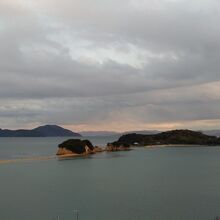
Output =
[{"x1": 0, "y1": 125, "x2": 81, "y2": 137}]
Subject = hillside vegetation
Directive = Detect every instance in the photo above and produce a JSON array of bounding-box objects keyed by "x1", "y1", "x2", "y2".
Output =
[{"x1": 110, "y1": 130, "x2": 220, "y2": 147}]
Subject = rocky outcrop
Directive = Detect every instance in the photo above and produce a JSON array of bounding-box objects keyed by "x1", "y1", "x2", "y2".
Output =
[
  {"x1": 56, "y1": 139, "x2": 95, "y2": 156},
  {"x1": 105, "y1": 143, "x2": 130, "y2": 152},
  {"x1": 56, "y1": 147, "x2": 78, "y2": 156},
  {"x1": 93, "y1": 146, "x2": 105, "y2": 153}
]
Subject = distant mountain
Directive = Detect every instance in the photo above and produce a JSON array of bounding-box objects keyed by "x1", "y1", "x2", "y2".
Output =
[
  {"x1": 81, "y1": 130, "x2": 160, "y2": 136},
  {"x1": 202, "y1": 130, "x2": 220, "y2": 137},
  {"x1": 123, "y1": 130, "x2": 160, "y2": 135},
  {"x1": 80, "y1": 131, "x2": 120, "y2": 136},
  {"x1": 0, "y1": 125, "x2": 81, "y2": 137}
]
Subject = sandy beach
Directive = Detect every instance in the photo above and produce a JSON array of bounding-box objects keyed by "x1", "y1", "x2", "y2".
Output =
[{"x1": 0, "y1": 155, "x2": 56, "y2": 164}]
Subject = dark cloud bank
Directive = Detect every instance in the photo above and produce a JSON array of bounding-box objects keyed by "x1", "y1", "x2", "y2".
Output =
[{"x1": 0, "y1": 0, "x2": 220, "y2": 131}]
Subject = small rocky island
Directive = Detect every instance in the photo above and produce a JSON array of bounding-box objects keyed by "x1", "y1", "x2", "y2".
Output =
[
  {"x1": 56, "y1": 139, "x2": 104, "y2": 156},
  {"x1": 56, "y1": 138, "x2": 130, "y2": 157},
  {"x1": 109, "y1": 129, "x2": 220, "y2": 147}
]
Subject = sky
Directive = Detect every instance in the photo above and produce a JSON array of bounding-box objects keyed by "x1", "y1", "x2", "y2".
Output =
[{"x1": 0, "y1": 0, "x2": 220, "y2": 132}]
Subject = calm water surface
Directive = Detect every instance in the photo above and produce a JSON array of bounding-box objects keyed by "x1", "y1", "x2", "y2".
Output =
[{"x1": 0, "y1": 137, "x2": 220, "y2": 220}]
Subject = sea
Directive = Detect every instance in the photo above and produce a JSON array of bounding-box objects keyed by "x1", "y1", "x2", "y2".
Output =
[{"x1": 0, "y1": 136, "x2": 220, "y2": 220}]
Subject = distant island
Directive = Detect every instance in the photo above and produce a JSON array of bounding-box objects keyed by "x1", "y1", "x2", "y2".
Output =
[
  {"x1": 80, "y1": 131, "x2": 120, "y2": 137},
  {"x1": 80, "y1": 130, "x2": 160, "y2": 137},
  {"x1": 0, "y1": 125, "x2": 81, "y2": 137},
  {"x1": 109, "y1": 129, "x2": 220, "y2": 147},
  {"x1": 57, "y1": 139, "x2": 104, "y2": 156},
  {"x1": 56, "y1": 138, "x2": 129, "y2": 157}
]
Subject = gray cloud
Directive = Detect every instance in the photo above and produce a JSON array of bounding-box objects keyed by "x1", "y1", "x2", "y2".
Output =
[{"x1": 0, "y1": 0, "x2": 220, "y2": 130}]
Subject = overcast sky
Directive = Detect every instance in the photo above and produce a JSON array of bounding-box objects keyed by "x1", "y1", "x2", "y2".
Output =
[{"x1": 0, "y1": 0, "x2": 220, "y2": 131}]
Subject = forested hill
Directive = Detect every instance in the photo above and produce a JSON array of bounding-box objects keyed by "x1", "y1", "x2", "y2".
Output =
[{"x1": 110, "y1": 130, "x2": 220, "y2": 147}]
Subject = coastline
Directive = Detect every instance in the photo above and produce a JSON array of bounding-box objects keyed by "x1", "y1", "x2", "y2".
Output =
[
  {"x1": 57, "y1": 153, "x2": 85, "y2": 158},
  {"x1": 145, "y1": 144, "x2": 212, "y2": 148}
]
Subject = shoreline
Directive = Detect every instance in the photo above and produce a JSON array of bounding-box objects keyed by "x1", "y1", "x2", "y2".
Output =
[
  {"x1": 0, "y1": 155, "x2": 56, "y2": 164},
  {"x1": 57, "y1": 153, "x2": 86, "y2": 158},
  {"x1": 144, "y1": 144, "x2": 216, "y2": 148}
]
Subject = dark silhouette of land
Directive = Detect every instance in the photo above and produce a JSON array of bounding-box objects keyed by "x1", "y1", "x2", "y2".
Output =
[
  {"x1": 0, "y1": 125, "x2": 81, "y2": 137},
  {"x1": 109, "y1": 129, "x2": 220, "y2": 147}
]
